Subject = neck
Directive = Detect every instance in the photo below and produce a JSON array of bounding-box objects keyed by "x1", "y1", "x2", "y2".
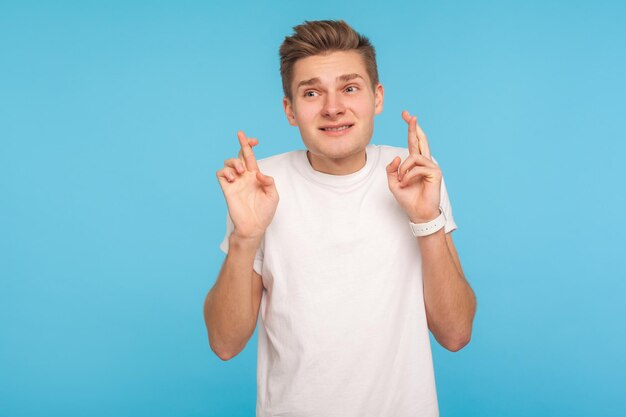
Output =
[{"x1": 306, "y1": 150, "x2": 367, "y2": 175}]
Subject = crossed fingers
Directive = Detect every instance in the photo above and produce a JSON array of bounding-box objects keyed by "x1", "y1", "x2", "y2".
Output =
[
  {"x1": 237, "y1": 131, "x2": 259, "y2": 171},
  {"x1": 216, "y1": 131, "x2": 259, "y2": 183},
  {"x1": 402, "y1": 110, "x2": 432, "y2": 159},
  {"x1": 396, "y1": 111, "x2": 440, "y2": 186}
]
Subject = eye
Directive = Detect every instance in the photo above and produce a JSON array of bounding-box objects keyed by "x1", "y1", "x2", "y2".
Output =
[
  {"x1": 304, "y1": 90, "x2": 319, "y2": 97},
  {"x1": 345, "y1": 85, "x2": 359, "y2": 93}
]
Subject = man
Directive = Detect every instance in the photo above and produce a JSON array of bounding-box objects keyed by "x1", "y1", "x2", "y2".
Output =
[{"x1": 204, "y1": 20, "x2": 476, "y2": 417}]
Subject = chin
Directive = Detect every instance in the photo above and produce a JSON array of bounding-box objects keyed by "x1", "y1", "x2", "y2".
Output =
[{"x1": 313, "y1": 143, "x2": 366, "y2": 160}]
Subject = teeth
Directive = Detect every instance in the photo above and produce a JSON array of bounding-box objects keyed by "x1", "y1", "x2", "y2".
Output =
[{"x1": 323, "y1": 125, "x2": 351, "y2": 131}]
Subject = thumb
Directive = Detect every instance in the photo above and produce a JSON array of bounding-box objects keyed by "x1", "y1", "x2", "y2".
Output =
[
  {"x1": 386, "y1": 157, "x2": 401, "y2": 175},
  {"x1": 256, "y1": 171, "x2": 275, "y2": 189}
]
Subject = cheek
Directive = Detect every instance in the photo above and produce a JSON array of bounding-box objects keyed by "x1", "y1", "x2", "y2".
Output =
[
  {"x1": 350, "y1": 96, "x2": 376, "y2": 115},
  {"x1": 294, "y1": 104, "x2": 320, "y2": 125}
]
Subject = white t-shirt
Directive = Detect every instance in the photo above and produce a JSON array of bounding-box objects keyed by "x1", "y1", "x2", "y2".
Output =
[{"x1": 220, "y1": 144, "x2": 457, "y2": 417}]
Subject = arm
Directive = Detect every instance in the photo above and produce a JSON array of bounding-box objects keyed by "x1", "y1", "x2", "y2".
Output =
[
  {"x1": 204, "y1": 238, "x2": 264, "y2": 361},
  {"x1": 386, "y1": 111, "x2": 476, "y2": 352},
  {"x1": 419, "y1": 230, "x2": 476, "y2": 351},
  {"x1": 204, "y1": 132, "x2": 278, "y2": 360}
]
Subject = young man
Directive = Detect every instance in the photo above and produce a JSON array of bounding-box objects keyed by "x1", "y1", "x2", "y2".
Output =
[{"x1": 204, "y1": 20, "x2": 476, "y2": 417}]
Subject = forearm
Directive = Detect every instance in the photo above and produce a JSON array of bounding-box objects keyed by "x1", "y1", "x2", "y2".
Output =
[
  {"x1": 419, "y1": 229, "x2": 476, "y2": 351},
  {"x1": 204, "y1": 235, "x2": 261, "y2": 359}
]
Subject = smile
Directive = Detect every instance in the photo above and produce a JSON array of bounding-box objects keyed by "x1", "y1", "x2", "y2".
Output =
[{"x1": 320, "y1": 124, "x2": 354, "y2": 132}]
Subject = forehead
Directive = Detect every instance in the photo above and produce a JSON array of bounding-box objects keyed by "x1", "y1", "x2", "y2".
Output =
[{"x1": 291, "y1": 50, "x2": 371, "y2": 87}]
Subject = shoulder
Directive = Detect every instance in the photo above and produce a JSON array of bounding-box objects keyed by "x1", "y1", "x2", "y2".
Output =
[
  {"x1": 256, "y1": 150, "x2": 302, "y2": 176},
  {"x1": 257, "y1": 150, "x2": 294, "y2": 167},
  {"x1": 369, "y1": 144, "x2": 441, "y2": 166},
  {"x1": 372, "y1": 144, "x2": 409, "y2": 159}
]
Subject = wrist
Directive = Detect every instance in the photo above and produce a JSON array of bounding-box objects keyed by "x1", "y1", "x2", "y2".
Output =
[
  {"x1": 408, "y1": 208, "x2": 441, "y2": 224},
  {"x1": 229, "y1": 232, "x2": 263, "y2": 250},
  {"x1": 409, "y1": 207, "x2": 446, "y2": 238},
  {"x1": 416, "y1": 227, "x2": 445, "y2": 242}
]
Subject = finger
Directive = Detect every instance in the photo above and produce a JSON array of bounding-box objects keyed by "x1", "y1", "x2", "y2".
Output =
[
  {"x1": 242, "y1": 136, "x2": 259, "y2": 150},
  {"x1": 216, "y1": 169, "x2": 232, "y2": 188},
  {"x1": 237, "y1": 131, "x2": 259, "y2": 171},
  {"x1": 398, "y1": 166, "x2": 438, "y2": 187},
  {"x1": 386, "y1": 156, "x2": 401, "y2": 175},
  {"x1": 256, "y1": 172, "x2": 277, "y2": 198},
  {"x1": 216, "y1": 174, "x2": 229, "y2": 190},
  {"x1": 397, "y1": 154, "x2": 437, "y2": 181},
  {"x1": 236, "y1": 131, "x2": 248, "y2": 161},
  {"x1": 238, "y1": 138, "x2": 259, "y2": 155},
  {"x1": 256, "y1": 171, "x2": 274, "y2": 188},
  {"x1": 401, "y1": 110, "x2": 412, "y2": 124},
  {"x1": 238, "y1": 138, "x2": 259, "y2": 162},
  {"x1": 217, "y1": 167, "x2": 238, "y2": 182},
  {"x1": 414, "y1": 118, "x2": 432, "y2": 159},
  {"x1": 224, "y1": 158, "x2": 245, "y2": 174},
  {"x1": 402, "y1": 111, "x2": 419, "y2": 156},
  {"x1": 409, "y1": 116, "x2": 420, "y2": 156},
  {"x1": 398, "y1": 154, "x2": 429, "y2": 180},
  {"x1": 237, "y1": 138, "x2": 259, "y2": 159},
  {"x1": 397, "y1": 156, "x2": 415, "y2": 181}
]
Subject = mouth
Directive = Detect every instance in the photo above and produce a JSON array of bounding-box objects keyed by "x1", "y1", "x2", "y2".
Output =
[{"x1": 319, "y1": 124, "x2": 354, "y2": 135}]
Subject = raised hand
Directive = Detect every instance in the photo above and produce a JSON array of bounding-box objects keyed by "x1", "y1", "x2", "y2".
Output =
[
  {"x1": 386, "y1": 111, "x2": 442, "y2": 223},
  {"x1": 216, "y1": 131, "x2": 279, "y2": 240}
]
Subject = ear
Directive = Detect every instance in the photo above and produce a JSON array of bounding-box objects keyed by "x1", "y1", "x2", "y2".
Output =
[
  {"x1": 283, "y1": 97, "x2": 298, "y2": 126},
  {"x1": 374, "y1": 83, "x2": 384, "y2": 115}
]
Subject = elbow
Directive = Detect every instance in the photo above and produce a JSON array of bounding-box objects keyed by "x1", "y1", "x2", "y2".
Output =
[
  {"x1": 209, "y1": 339, "x2": 239, "y2": 361},
  {"x1": 206, "y1": 326, "x2": 238, "y2": 361},
  {"x1": 442, "y1": 333, "x2": 471, "y2": 352},
  {"x1": 429, "y1": 318, "x2": 474, "y2": 352},
  {"x1": 443, "y1": 297, "x2": 477, "y2": 352},
  {"x1": 205, "y1": 321, "x2": 253, "y2": 361},
  {"x1": 440, "y1": 325, "x2": 472, "y2": 352},
  {"x1": 215, "y1": 350, "x2": 237, "y2": 362},
  {"x1": 207, "y1": 325, "x2": 248, "y2": 361},
  {"x1": 432, "y1": 323, "x2": 472, "y2": 352}
]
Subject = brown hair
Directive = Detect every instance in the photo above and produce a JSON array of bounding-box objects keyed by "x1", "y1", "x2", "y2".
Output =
[{"x1": 279, "y1": 20, "x2": 379, "y2": 101}]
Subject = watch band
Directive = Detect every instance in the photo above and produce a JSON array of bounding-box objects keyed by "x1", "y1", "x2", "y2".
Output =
[{"x1": 409, "y1": 208, "x2": 446, "y2": 237}]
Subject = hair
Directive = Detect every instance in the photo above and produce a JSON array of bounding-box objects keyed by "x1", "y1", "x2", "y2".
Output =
[{"x1": 279, "y1": 20, "x2": 379, "y2": 101}]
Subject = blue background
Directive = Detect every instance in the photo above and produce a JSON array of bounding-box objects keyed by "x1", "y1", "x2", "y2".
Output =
[{"x1": 2, "y1": 1, "x2": 625, "y2": 416}]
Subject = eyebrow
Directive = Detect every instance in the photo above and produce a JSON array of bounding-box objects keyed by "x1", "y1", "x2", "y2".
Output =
[{"x1": 296, "y1": 73, "x2": 365, "y2": 90}]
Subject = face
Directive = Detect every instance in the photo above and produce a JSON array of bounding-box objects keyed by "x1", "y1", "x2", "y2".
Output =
[{"x1": 283, "y1": 50, "x2": 384, "y2": 175}]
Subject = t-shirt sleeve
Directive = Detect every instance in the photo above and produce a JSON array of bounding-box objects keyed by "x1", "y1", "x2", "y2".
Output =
[
  {"x1": 432, "y1": 156, "x2": 458, "y2": 234},
  {"x1": 219, "y1": 212, "x2": 265, "y2": 275},
  {"x1": 439, "y1": 176, "x2": 457, "y2": 233}
]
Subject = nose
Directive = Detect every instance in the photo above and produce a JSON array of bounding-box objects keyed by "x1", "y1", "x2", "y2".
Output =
[{"x1": 322, "y1": 91, "x2": 345, "y2": 119}]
